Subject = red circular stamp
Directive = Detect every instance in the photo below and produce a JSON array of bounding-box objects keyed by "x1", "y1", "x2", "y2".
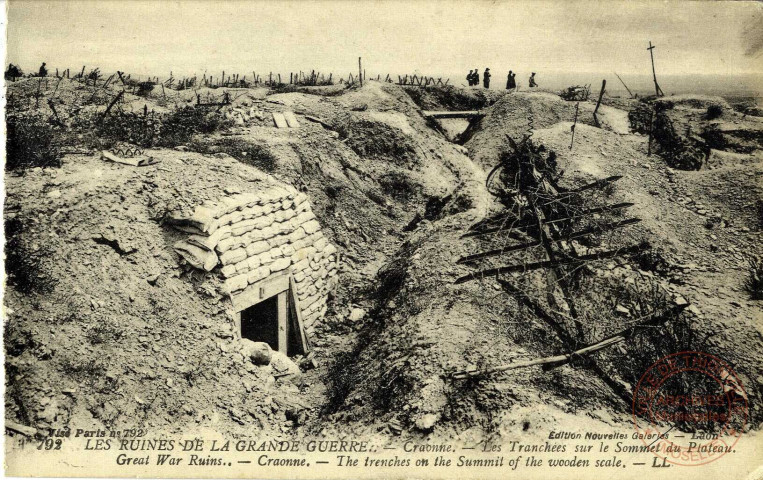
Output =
[{"x1": 632, "y1": 351, "x2": 749, "y2": 466}]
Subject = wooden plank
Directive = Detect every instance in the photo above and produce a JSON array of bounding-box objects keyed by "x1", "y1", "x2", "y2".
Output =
[
  {"x1": 451, "y1": 304, "x2": 687, "y2": 379},
  {"x1": 462, "y1": 202, "x2": 635, "y2": 238},
  {"x1": 458, "y1": 218, "x2": 641, "y2": 264},
  {"x1": 454, "y1": 242, "x2": 649, "y2": 285},
  {"x1": 272, "y1": 112, "x2": 288, "y2": 129},
  {"x1": 289, "y1": 276, "x2": 311, "y2": 354},
  {"x1": 277, "y1": 291, "x2": 288, "y2": 353},
  {"x1": 230, "y1": 271, "x2": 290, "y2": 312},
  {"x1": 5, "y1": 420, "x2": 37, "y2": 437},
  {"x1": 283, "y1": 111, "x2": 300, "y2": 128},
  {"x1": 422, "y1": 110, "x2": 484, "y2": 119}
]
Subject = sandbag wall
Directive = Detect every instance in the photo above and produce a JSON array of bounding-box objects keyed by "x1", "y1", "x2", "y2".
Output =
[{"x1": 172, "y1": 187, "x2": 338, "y2": 332}]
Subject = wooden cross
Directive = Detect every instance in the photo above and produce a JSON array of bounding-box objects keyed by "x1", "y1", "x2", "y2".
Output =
[{"x1": 647, "y1": 41, "x2": 664, "y2": 96}]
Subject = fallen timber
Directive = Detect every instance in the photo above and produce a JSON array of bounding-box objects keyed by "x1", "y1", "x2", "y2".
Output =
[
  {"x1": 455, "y1": 133, "x2": 653, "y2": 404},
  {"x1": 422, "y1": 110, "x2": 485, "y2": 119},
  {"x1": 462, "y1": 202, "x2": 635, "y2": 238},
  {"x1": 457, "y1": 218, "x2": 642, "y2": 264},
  {"x1": 467, "y1": 175, "x2": 624, "y2": 233},
  {"x1": 454, "y1": 241, "x2": 649, "y2": 284},
  {"x1": 450, "y1": 303, "x2": 688, "y2": 379}
]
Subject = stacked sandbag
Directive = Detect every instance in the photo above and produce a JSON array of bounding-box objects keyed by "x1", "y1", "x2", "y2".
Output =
[
  {"x1": 173, "y1": 240, "x2": 219, "y2": 271},
  {"x1": 169, "y1": 186, "x2": 339, "y2": 332}
]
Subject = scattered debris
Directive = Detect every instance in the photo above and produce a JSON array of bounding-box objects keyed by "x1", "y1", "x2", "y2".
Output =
[{"x1": 102, "y1": 149, "x2": 159, "y2": 167}]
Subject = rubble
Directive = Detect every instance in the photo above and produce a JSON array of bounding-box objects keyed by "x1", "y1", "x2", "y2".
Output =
[{"x1": 241, "y1": 339, "x2": 272, "y2": 366}]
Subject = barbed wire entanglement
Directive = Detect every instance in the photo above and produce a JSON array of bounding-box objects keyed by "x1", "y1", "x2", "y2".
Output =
[{"x1": 452, "y1": 127, "x2": 688, "y2": 386}]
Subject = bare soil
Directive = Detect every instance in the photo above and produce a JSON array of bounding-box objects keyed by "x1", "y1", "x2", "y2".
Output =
[{"x1": 4, "y1": 77, "x2": 762, "y2": 442}]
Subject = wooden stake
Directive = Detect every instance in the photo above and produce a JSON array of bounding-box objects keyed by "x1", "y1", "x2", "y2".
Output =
[
  {"x1": 647, "y1": 108, "x2": 655, "y2": 156},
  {"x1": 647, "y1": 41, "x2": 664, "y2": 96},
  {"x1": 99, "y1": 90, "x2": 125, "y2": 123},
  {"x1": 614, "y1": 72, "x2": 634, "y2": 98},
  {"x1": 570, "y1": 102, "x2": 580, "y2": 149},
  {"x1": 358, "y1": 57, "x2": 363, "y2": 87},
  {"x1": 592, "y1": 79, "x2": 606, "y2": 128}
]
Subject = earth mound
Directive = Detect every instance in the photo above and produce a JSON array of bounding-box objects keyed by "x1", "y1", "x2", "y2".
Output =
[{"x1": 5, "y1": 78, "x2": 762, "y2": 443}]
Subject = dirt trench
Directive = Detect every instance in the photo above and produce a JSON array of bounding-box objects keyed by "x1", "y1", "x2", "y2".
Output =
[
  {"x1": 313, "y1": 89, "x2": 762, "y2": 440},
  {"x1": 4, "y1": 79, "x2": 760, "y2": 441}
]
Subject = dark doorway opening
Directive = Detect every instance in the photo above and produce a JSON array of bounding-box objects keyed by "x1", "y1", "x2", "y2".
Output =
[{"x1": 241, "y1": 295, "x2": 279, "y2": 351}]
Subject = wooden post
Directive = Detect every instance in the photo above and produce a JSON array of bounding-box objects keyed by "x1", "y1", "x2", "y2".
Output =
[
  {"x1": 277, "y1": 291, "x2": 288, "y2": 353},
  {"x1": 99, "y1": 90, "x2": 124, "y2": 123},
  {"x1": 35, "y1": 78, "x2": 41, "y2": 108},
  {"x1": 592, "y1": 79, "x2": 606, "y2": 128},
  {"x1": 288, "y1": 276, "x2": 311, "y2": 354},
  {"x1": 647, "y1": 108, "x2": 654, "y2": 156},
  {"x1": 358, "y1": 57, "x2": 363, "y2": 87},
  {"x1": 647, "y1": 41, "x2": 663, "y2": 97},
  {"x1": 570, "y1": 102, "x2": 580, "y2": 150}
]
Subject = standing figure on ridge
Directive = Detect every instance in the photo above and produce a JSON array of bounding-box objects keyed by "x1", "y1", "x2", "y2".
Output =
[
  {"x1": 529, "y1": 72, "x2": 538, "y2": 88},
  {"x1": 506, "y1": 70, "x2": 516, "y2": 91},
  {"x1": 466, "y1": 70, "x2": 474, "y2": 86},
  {"x1": 483, "y1": 68, "x2": 491, "y2": 89},
  {"x1": 38, "y1": 62, "x2": 47, "y2": 77}
]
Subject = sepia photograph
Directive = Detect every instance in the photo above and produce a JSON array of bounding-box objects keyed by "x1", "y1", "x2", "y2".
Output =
[{"x1": 2, "y1": 1, "x2": 762, "y2": 478}]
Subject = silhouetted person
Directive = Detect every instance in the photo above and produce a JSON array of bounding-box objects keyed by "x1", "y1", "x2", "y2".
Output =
[
  {"x1": 466, "y1": 70, "x2": 474, "y2": 86},
  {"x1": 38, "y1": 62, "x2": 47, "y2": 77},
  {"x1": 472, "y1": 68, "x2": 479, "y2": 87},
  {"x1": 506, "y1": 70, "x2": 516, "y2": 90},
  {"x1": 529, "y1": 72, "x2": 537, "y2": 88},
  {"x1": 5, "y1": 63, "x2": 22, "y2": 81},
  {"x1": 483, "y1": 68, "x2": 491, "y2": 88}
]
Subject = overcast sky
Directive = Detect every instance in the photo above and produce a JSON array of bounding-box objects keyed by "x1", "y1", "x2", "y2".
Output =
[{"x1": 6, "y1": 0, "x2": 763, "y2": 79}]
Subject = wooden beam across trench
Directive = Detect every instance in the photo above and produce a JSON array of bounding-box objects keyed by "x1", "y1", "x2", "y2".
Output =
[{"x1": 422, "y1": 110, "x2": 485, "y2": 119}]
